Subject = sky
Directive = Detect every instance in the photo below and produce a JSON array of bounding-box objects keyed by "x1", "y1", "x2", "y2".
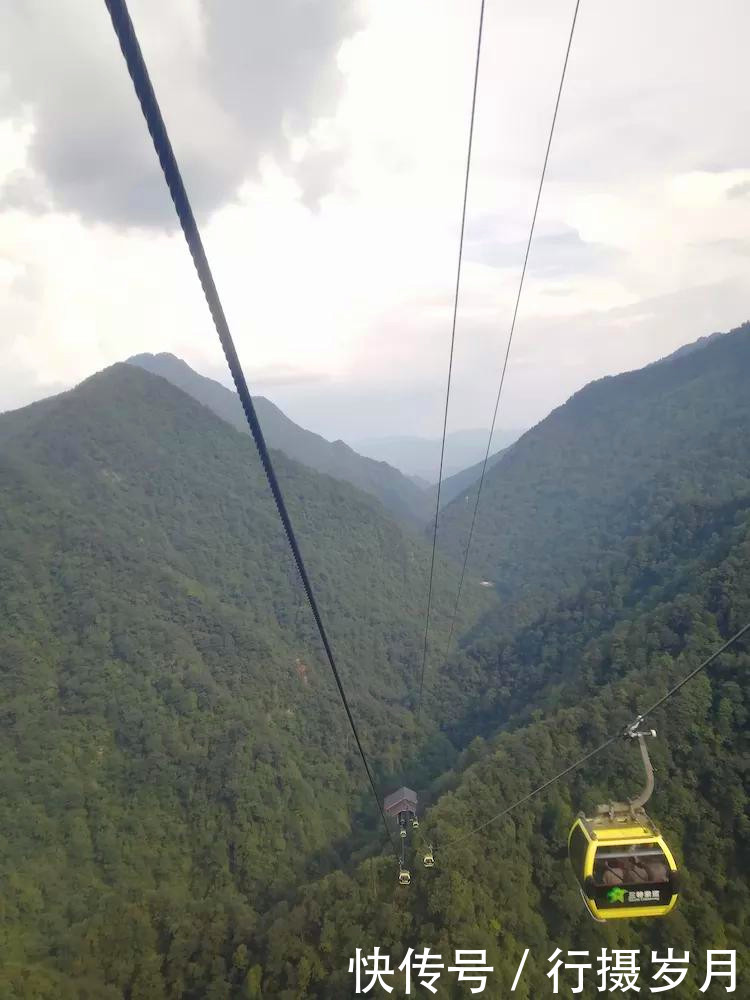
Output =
[{"x1": 1, "y1": 0, "x2": 749, "y2": 443}]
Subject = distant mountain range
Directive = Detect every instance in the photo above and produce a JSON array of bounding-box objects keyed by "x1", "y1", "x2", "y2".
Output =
[
  {"x1": 353, "y1": 428, "x2": 523, "y2": 483},
  {"x1": 128, "y1": 353, "x2": 432, "y2": 528}
]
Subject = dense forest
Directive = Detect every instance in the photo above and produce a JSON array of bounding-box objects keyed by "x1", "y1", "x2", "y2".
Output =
[
  {"x1": 249, "y1": 488, "x2": 750, "y2": 997},
  {"x1": 0, "y1": 363, "x2": 492, "y2": 997},
  {"x1": 0, "y1": 326, "x2": 749, "y2": 997}
]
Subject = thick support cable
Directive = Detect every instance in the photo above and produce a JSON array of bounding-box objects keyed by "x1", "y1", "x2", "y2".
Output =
[
  {"x1": 103, "y1": 0, "x2": 397, "y2": 857},
  {"x1": 442, "y1": 0, "x2": 582, "y2": 666},
  {"x1": 417, "y1": 0, "x2": 486, "y2": 719}
]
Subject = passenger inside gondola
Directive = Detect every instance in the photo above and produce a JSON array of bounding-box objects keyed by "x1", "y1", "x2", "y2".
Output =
[
  {"x1": 599, "y1": 858, "x2": 625, "y2": 884},
  {"x1": 623, "y1": 855, "x2": 649, "y2": 883},
  {"x1": 594, "y1": 845, "x2": 670, "y2": 886},
  {"x1": 644, "y1": 854, "x2": 670, "y2": 882}
]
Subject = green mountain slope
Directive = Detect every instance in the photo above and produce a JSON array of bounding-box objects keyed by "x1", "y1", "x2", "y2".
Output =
[
  {"x1": 4, "y1": 322, "x2": 750, "y2": 997},
  {"x1": 437, "y1": 321, "x2": 750, "y2": 622},
  {"x1": 219, "y1": 325, "x2": 750, "y2": 997},
  {"x1": 128, "y1": 353, "x2": 431, "y2": 528},
  {"x1": 0, "y1": 363, "x2": 492, "y2": 994},
  {"x1": 244, "y1": 485, "x2": 750, "y2": 998}
]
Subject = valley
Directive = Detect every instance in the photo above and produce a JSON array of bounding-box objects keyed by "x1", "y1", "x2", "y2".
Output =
[{"x1": 0, "y1": 325, "x2": 749, "y2": 997}]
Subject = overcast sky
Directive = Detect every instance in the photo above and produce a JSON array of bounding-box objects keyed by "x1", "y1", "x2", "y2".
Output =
[{"x1": 1, "y1": 0, "x2": 749, "y2": 443}]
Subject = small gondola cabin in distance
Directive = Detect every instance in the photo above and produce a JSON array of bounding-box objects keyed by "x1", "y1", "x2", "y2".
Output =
[{"x1": 568, "y1": 813, "x2": 679, "y2": 921}]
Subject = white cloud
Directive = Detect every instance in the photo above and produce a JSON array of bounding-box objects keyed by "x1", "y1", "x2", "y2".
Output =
[
  {"x1": 0, "y1": 0, "x2": 363, "y2": 225},
  {"x1": 1, "y1": 0, "x2": 749, "y2": 438}
]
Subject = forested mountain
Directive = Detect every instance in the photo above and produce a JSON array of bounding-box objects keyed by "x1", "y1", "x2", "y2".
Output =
[
  {"x1": 128, "y1": 353, "x2": 431, "y2": 528},
  {"x1": 2, "y1": 323, "x2": 750, "y2": 998},
  {"x1": 0, "y1": 364, "x2": 490, "y2": 998},
  {"x1": 249, "y1": 487, "x2": 750, "y2": 997},
  {"x1": 437, "y1": 321, "x2": 750, "y2": 626}
]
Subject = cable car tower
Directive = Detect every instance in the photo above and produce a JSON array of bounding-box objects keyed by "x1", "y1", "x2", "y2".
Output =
[{"x1": 384, "y1": 787, "x2": 421, "y2": 884}]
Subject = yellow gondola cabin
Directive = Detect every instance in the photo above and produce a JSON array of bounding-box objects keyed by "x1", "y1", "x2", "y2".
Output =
[
  {"x1": 568, "y1": 811, "x2": 679, "y2": 920},
  {"x1": 568, "y1": 728, "x2": 679, "y2": 920}
]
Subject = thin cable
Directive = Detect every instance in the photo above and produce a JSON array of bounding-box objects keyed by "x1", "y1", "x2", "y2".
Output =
[
  {"x1": 417, "y1": 0, "x2": 486, "y2": 719},
  {"x1": 103, "y1": 0, "x2": 398, "y2": 858},
  {"x1": 635, "y1": 620, "x2": 750, "y2": 725},
  {"x1": 439, "y1": 619, "x2": 750, "y2": 848},
  {"x1": 442, "y1": 0, "x2": 582, "y2": 666},
  {"x1": 441, "y1": 734, "x2": 619, "y2": 848}
]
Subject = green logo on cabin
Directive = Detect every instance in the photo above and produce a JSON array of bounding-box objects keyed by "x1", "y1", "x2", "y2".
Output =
[{"x1": 606, "y1": 887, "x2": 627, "y2": 903}]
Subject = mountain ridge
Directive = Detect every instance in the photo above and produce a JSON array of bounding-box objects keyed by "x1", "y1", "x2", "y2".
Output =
[
  {"x1": 0, "y1": 360, "x2": 500, "y2": 993},
  {"x1": 127, "y1": 352, "x2": 432, "y2": 528},
  {"x1": 437, "y1": 320, "x2": 750, "y2": 627}
]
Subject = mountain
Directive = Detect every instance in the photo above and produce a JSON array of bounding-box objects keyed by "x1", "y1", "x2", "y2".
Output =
[
  {"x1": 437, "y1": 321, "x2": 750, "y2": 623},
  {"x1": 215, "y1": 324, "x2": 750, "y2": 996},
  {"x1": 353, "y1": 428, "x2": 523, "y2": 483},
  {"x1": 654, "y1": 329, "x2": 725, "y2": 364},
  {"x1": 0, "y1": 363, "x2": 493, "y2": 996},
  {"x1": 127, "y1": 353, "x2": 431, "y2": 528},
  {"x1": 4, "y1": 322, "x2": 750, "y2": 996},
  {"x1": 249, "y1": 486, "x2": 750, "y2": 996},
  {"x1": 431, "y1": 446, "x2": 509, "y2": 509}
]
